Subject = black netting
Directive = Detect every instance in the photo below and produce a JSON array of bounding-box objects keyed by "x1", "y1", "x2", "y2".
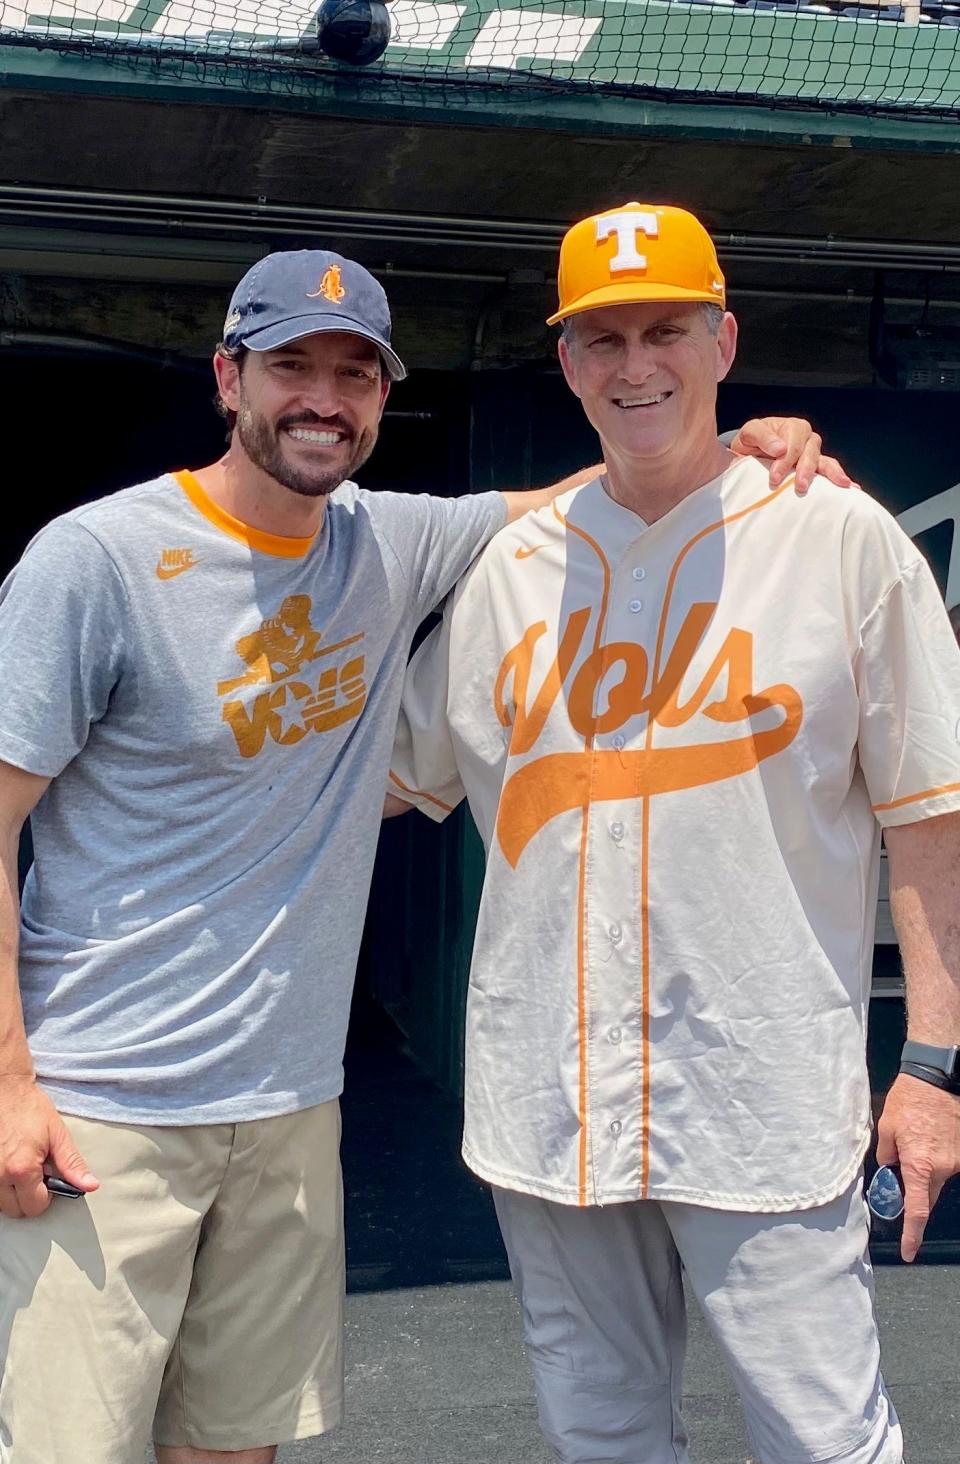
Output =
[{"x1": 2, "y1": 0, "x2": 959, "y2": 117}]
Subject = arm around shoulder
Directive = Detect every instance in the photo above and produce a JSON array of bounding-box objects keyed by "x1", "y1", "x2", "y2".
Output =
[{"x1": 500, "y1": 462, "x2": 603, "y2": 525}]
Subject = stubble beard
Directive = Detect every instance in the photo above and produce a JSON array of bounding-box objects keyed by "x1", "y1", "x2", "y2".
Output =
[{"x1": 236, "y1": 402, "x2": 379, "y2": 499}]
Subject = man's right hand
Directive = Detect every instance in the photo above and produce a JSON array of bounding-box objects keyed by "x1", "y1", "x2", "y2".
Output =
[{"x1": 0, "y1": 1075, "x2": 98, "y2": 1218}]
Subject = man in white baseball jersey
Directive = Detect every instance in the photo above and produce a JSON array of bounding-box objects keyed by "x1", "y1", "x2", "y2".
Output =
[{"x1": 386, "y1": 204, "x2": 960, "y2": 1464}]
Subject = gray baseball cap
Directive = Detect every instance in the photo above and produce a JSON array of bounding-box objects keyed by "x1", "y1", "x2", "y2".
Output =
[{"x1": 221, "y1": 249, "x2": 407, "y2": 381}]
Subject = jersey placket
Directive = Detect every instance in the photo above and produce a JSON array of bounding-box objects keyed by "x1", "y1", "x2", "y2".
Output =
[{"x1": 580, "y1": 536, "x2": 657, "y2": 1204}]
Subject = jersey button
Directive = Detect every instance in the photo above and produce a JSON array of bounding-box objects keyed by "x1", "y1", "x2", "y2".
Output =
[
  {"x1": 632, "y1": 566, "x2": 646, "y2": 581},
  {"x1": 629, "y1": 598, "x2": 643, "y2": 613},
  {"x1": 609, "y1": 922, "x2": 622, "y2": 943},
  {"x1": 612, "y1": 733, "x2": 626, "y2": 751},
  {"x1": 608, "y1": 1026, "x2": 623, "y2": 1045},
  {"x1": 610, "y1": 821, "x2": 625, "y2": 842},
  {"x1": 609, "y1": 1119, "x2": 623, "y2": 1138}
]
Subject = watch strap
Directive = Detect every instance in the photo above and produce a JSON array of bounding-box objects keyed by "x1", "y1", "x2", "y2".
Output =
[
  {"x1": 901, "y1": 1040, "x2": 960, "y2": 1079},
  {"x1": 900, "y1": 1061, "x2": 960, "y2": 1096}
]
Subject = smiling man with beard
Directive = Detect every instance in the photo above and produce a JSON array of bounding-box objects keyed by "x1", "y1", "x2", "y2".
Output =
[{"x1": 0, "y1": 246, "x2": 847, "y2": 1464}]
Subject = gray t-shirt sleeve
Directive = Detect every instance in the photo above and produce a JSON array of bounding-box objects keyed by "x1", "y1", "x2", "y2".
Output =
[
  {"x1": 375, "y1": 490, "x2": 507, "y2": 619},
  {"x1": 0, "y1": 520, "x2": 129, "y2": 777}
]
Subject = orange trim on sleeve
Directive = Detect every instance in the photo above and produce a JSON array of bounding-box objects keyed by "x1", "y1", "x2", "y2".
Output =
[
  {"x1": 638, "y1": 474, "x2": 795, "y2": 1197},
  {"x1": 873, "y1": 781, "x2": 960, "y2": 813},
  {"x1": 560, "y1": 507, "x2": 612, "y2": 1206},
  {"x1": 388, "y1": 770, "x2": 455, "y2": 815},
  {"x1": 174, "y1": 470, "x2": 318, "y2": 559}
]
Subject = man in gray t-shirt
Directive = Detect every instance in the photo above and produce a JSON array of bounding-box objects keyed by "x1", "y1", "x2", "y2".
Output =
[{"x1": 0, "y1": 248, "x2": 843, "y2": 1464}]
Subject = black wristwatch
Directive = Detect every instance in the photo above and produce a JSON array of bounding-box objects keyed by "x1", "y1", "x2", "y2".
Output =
[{"x1": 900, "y1": 1040, "x2": 960, "y2": 1096}]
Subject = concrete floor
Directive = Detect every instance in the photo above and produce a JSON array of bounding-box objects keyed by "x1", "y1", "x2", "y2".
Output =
[{"x1": 287, "y1": 1263, "x2": 959, "y2": 1464}]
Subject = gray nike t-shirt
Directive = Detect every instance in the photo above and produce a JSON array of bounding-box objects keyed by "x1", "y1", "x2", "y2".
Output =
[{"x1": 0, "y1": 470, "x2": 506, "y2": 1123}]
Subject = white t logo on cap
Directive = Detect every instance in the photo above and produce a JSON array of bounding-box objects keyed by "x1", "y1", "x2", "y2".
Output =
[{"x1": 596, "y1": 211, "x2": 659, "y2": 273}]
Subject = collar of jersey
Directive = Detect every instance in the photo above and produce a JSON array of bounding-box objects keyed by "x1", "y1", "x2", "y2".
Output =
[{"x1": 174, "y1": 469, "x2": 319, "y2": 559}]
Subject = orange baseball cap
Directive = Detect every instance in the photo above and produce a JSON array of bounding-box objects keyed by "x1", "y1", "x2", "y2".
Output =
[{"x1": 547, "y1": 203, "x2": 726, "y2": 325}]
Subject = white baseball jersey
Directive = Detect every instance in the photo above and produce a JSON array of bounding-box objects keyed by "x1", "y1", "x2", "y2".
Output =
[{"x1": 390, "y1": 457, "x2": 960, "y2": 1212}]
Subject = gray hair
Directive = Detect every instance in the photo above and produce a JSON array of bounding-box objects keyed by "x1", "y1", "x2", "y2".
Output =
[
  {"x1": 699, "y1": 303, "x2": 724, "y2": 336},
  {"x1": 561, "y1": 301, "x2": 724, "y2": 343}
]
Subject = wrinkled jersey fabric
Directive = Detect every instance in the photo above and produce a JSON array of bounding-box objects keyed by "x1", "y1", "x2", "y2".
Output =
[{"x1": 391, "y1": 459, "x2": 960, "y2": 1210}]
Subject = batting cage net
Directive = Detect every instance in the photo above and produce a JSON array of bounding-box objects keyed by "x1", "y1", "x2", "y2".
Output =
[{"x1": 2, "y1": 0, "x2": 960, "y2": 117}]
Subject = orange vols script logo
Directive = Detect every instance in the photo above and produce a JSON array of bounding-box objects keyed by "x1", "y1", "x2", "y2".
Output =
[
  {"x1": 307, "y1": 265, "x2": 346, "y2": 304},
  {"x1": 494, "y1": 601, "x2": 803, "y2": 867},
  {"x1": 217, "y1": 594, "x2": 366, "y2": 758},
  {"x1": 156, "y1": 548, "x2": 202, "y2": 580}
]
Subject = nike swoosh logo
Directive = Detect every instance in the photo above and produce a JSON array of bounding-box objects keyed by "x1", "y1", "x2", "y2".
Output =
[
  {"x1": 515, "y1": 545, "x2": 549, "y2": 560},
  {"x1": 156, "y1": 560, "x2": 201, "y2": 580}
]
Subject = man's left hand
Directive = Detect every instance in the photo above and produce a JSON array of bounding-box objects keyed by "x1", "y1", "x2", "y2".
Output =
[
  {"x1": 729, "y1": 417, "x2": 859, "y2": 496},
  {"x1": 875, "y1": 1073, "x2": 960, "y2": 1262}
]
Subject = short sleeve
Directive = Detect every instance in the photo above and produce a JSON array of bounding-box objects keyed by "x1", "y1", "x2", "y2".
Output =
[
  {"x1": 856, "y1": 555, "x2": 960, "y2": 828},
  {"x1": 388, "y1": 607, "x2": 465, "y2": 824},
  {"x1": 0, "y1": 521, "x2": 129, "y2": 778},
  {"x1": 377, "y1": 490, "x2": 507, "y2": 619}
]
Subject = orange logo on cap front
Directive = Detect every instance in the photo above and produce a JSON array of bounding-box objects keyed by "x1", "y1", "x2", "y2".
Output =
[{"x1": 308, "y1": 265, "x2": 346, "y2": 304}]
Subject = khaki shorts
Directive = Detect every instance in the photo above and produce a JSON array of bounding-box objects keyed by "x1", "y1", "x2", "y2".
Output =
[
  {"x1": 494, "y1": 1176, "x2": 904, "y2": 1464},
  {"x1": 0, "y1": 1100, "x2": 344, "y2": 1464}
]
